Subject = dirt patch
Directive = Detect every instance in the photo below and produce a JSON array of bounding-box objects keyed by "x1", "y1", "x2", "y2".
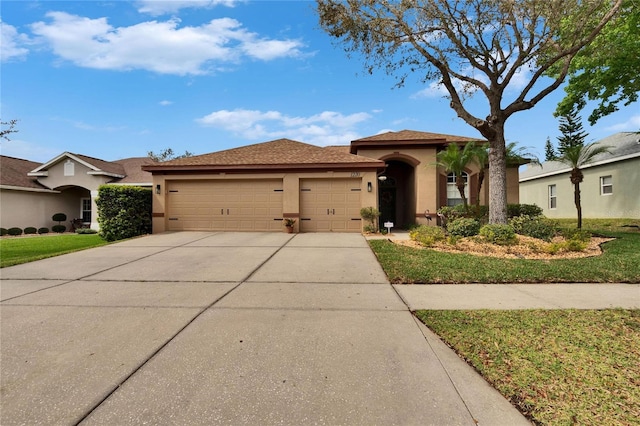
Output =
[{"x1": 393, "y1": 235, "x2": 613, "y2": 260}]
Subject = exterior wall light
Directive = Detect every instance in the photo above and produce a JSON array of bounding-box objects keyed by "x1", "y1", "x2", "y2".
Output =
[
  {"x1": 155, "y1": 184, "x2": 161, "y2": 194},
  {"x1": 367, "y1": 182, "x2": 372, "y2": 192},
  {"x1": 378, "y1": 176, "x2": 387, "y2": 182}
]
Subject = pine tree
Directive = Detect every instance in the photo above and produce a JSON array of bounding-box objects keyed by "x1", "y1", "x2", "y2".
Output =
[
  {"x1": 544, "y1": 137, "x2": 557, "y2": 161},
  {"x1": 557, "y1": 108, "x2": 588, "y2": 155}
]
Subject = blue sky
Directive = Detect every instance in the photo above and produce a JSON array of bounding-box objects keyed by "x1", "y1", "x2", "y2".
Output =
[{"x1": 2, "y1": 0, "x2": 638, "y2": 163}]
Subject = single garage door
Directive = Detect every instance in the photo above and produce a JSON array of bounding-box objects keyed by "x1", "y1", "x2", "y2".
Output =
[
  {"x1": 166, "y1": 179, "x2": 283, "y2": 231},
  {"x1": 299, "y1": 178, "x2": 362, "y2": 232}
]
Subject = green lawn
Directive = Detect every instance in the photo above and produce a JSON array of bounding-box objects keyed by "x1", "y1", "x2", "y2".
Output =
[
  {"x1": 416, "y1": 309, "x2": 640, "y2": 425},
  {"x1": 0, "y1": 234, "x2": 108, "y2": 267},
  {"x1": 369, "y1": 231, "x2": 640, "y2": 283}
]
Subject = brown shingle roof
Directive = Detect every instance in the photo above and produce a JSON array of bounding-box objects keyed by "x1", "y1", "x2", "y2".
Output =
[
  {"x1": 353, "y1": 129, "x2": 483, "y2": 143},
  {"x1": 0, "y1": 155, "x2": 48, "y2": 189},
  {"x1": 113, "y1": 157, "x2": 156, "y2": 184},
  {"x1": 144, "y1": 139, "x2": 385, "y2": 172},
  {"x1": 72, "y1": 153, "x2": 126, "y2": 176}
]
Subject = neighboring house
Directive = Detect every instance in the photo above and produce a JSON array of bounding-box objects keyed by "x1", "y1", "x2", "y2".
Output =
[
  {"x1": 0, "y1": 153, "x2": 155, "y2": 230},
  {"x1": 144, "y1": 130, "x2": 523, "y2": 233},
  {"x1": 519, "y1": 132, "x2": 640, "y2": 219}
]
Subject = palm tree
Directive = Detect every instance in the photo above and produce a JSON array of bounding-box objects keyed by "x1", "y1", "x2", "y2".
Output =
[
  {"x1": 556, "y1": 142, "x2": 611, "y2": 228},
  {"x1": 435, "y1": 142, "x2": 478, "y2": 210}
]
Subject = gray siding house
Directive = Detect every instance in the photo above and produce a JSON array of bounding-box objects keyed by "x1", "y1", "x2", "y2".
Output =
[{"x1": 519, "y1": 132, "x2": 640, "y2": 219}]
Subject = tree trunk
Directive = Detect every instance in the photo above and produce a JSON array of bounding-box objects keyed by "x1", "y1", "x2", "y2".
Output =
[
  {"x1": 456, "y1": 175, "x2": 468, "y2": 210},
  {"x1": 487, "y1": 126, "x2": 508, "y2": 224},
  {"x1": 476, "y1": 169, "x2": 485, "y2": 208},
  {"x1": 574, "y1": 181, "x2": 582, "y2": 229}
]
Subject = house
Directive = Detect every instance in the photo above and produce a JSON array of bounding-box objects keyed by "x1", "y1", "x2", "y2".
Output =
[
  {"x1": 143, "y1": 130, "x2": 523, "y2": 233},
  {"x1": 0, "y1": 153, "x2": 155, "y2": 230},
  {"x1": 519, "y1": 132, "x2": 640, "y2": 219}
]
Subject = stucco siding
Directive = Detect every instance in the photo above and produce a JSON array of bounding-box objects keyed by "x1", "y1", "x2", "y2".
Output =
[
  {"x1": 520, "y1": 157, "x2": 640, "y2": 218},
  {"x1": 0, "y1": 189, "x2": 80, "y2": 230}
]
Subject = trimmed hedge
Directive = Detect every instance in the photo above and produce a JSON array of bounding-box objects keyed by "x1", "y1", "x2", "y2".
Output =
[
  {"x1": 8, "y1": 227, "x2": 23, "y2": 236},
  {"x1": 0, "y1": 228, "x2": 7, "y2": 236},
  {"x1": 52, "y1": 213, "x2": 67, "y2": 223},
  {"x1": 38, "y1": 227, "x2": 50, "y2": 234},
  {"x1": 76, "y1": 228, "x2": 98, "y2": 234},
  {"x1": 52, "y1": 225, "x2": 67, "y2": 233},
  {"x1": 96, "y1": 185, "x2": 152, "y2": 242},
  {"x1": 510, "y1": 215, "x2": 558, "y2": 241},
  {"x1": 24, "y1": 227, "x2": 38, "y2": 235}
]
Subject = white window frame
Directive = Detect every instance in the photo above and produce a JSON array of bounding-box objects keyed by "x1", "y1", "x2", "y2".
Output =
[
  {"x1": 446, "y1": 172, "x2": 469, "y2": 207},
  {"x1": 600, "y1": 175, "x2": 613, "y2": 195},
  {"x1": 548, "y1": 184, "x2": 557, "y2": 209},
  {"x1": 81, "y1": 198, "x2": 92, "y2": 223}
]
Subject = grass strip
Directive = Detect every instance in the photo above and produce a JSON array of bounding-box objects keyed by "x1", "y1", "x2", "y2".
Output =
[
  {"x1": 0, "y1": 234, "x2": 108, "y2": 267},
  {"x1": 416, "y1": 309, "x2": 640, "y2": 425},
  {"x1": 369, "y1": 231, "x2": 640, "y2": 283}
]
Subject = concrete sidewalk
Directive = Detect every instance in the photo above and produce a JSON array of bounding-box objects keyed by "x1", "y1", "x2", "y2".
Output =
[{"x1": 1, "y1": 232, "x2": 530, "y2": 425}]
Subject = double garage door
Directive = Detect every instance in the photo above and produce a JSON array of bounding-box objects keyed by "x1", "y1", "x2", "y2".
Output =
[
  {"x1": 166, "y1": 178, "x2": 362, "y2": 232},
  {"x1": 166, "y1": 180, "x2": 284, "y2": 231}
]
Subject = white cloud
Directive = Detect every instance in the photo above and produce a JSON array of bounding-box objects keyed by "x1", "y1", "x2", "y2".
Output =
[
  {"x1": 30, "y1": 12, "x2": 305, "y2": 75},
  {"x1": 195, "y1": 108, "x2": 372, "y2": 146},
  {"x1": 159, "y1": 100, "x2": 173, "y2": 106},
  {"x1": 1, "y1": 21, "x2": 30, "y2": 61},
  {"x1": 136, "y1": 0, "x2": 239, "y2": 16},
  {"x1": 605, "y1": 114, "x2": 640, "y2": 132}
]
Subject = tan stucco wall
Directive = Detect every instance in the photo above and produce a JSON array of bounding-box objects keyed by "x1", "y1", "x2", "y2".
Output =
[
  {"x1": 0, "y1": 188, "x2": 82, "y2": 230},
  {"x1": 151, "y1": 170, "x2": 379, "y2": 233},
  {"x1": 519, "y1": 158, "x2": 640, "y2": 218}
]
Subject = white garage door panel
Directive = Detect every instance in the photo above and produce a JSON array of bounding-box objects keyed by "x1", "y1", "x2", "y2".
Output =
[
  {"x1": 300, "y1": 178, "x2": 362, "y2": 232},
  {"x1": 167, "y1": 180, "x2": 283, "y2": 231}
]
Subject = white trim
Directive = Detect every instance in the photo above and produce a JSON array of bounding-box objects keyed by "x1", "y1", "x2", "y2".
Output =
[
  {"x1": 88, "y1": 171, "x2": 125, "y2": 178},
  {"x1": 0, "y1": 185, "x2": 59, "y2": 193}
]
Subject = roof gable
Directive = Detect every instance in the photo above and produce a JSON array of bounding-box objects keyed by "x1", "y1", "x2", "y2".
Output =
[{"x1": 29, "y1": 152, "x2": 125, "y2": 178}]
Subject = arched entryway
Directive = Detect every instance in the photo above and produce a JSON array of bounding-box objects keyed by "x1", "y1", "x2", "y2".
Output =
[
  {"x1": 378, "y1": 159, "x2": 416, "y2": 229},
  {"x1": 51, "y1": 185, "x2": 94, "y2": 229}
]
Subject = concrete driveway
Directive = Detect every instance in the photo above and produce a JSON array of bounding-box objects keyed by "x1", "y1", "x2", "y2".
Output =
[{"x1": 0, "y1": 232, "x2": 528, "y2": 425}]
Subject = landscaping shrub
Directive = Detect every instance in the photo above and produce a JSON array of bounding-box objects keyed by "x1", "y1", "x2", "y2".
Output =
[
  {"x1": 510, "y1": 215, "x2": 558, "y2": 241},
  {"x1": 479, "y1": 224, "x2": 517, "y2": 245},
  {"x1": 438, "y1": 204, "x2": 488, "y2": 223},
  {"x1": 52, "y1": 213, "x2": 67, "y2": 224},
  {"x1": 360, "y1": 207, "x2": 380, "y2": 232},
  {"x1": 446, "y1": 218, "x2": 481, "y2": 237},
  {"x1": 96, "y1": 185, "x2": 152, "y2": 242},
  {"x1": 38, "y1": 227, "x2": 49, "y2": 234},
  {"x1": 24, "y1": 227, "x2": 38, "y2": 235},
  {"x1": 52, "y1": 225, "x2": 66, "y2": 233},
  {"x1": 76, "y1": 228, "x2": 98, "y2": 234},
  {"x1": 559, "y1": 228, "x2": 592, "y2": 242},
  {"x1": 409, "y1": 225, "x2": 445, "y2": 247},
  {"x1": 0, "y1": 228, "x2": 7, "y2": 236},
  {"x1": 507, "y1": 203, "x2": 543, "y2": 218},
  {"x1": 8, "y1": 227, "x2": 23, "y2": 236}
]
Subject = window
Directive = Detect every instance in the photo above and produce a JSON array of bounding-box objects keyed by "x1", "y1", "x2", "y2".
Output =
[
  {"x1": 81, "y1": 198, "x2": 91, "y2": 223},
  {"x1": 548, "y1": 184, "x2": 557, "y2": 209},
  {"x1": 447, "y1": 172, "x2": 469, "y2": 206},
  {"x1": 600, "y1": 176, "x2": 613, "y2": 195}
]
